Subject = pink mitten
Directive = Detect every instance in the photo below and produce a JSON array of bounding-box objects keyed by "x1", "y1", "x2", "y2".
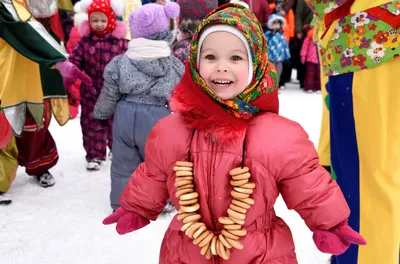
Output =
[
  {"x1": 313, "y1": 220, "x2": 367, "y2": 255},
  {"x1": 103, "y1": 208, "x2": 150, "y2": 235},
  {"x1": 55, "y1": 60, "x2": 92, "y2": 87}
]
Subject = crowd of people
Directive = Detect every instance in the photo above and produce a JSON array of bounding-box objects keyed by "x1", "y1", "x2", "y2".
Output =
[{"x1": 1, "y1": 0, "x2": 398, "y2": 264}]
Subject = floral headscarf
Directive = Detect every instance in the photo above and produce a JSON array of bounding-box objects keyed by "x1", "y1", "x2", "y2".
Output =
[{"x1": 189, "y1": 3, "x2": 278, "y2": 119}]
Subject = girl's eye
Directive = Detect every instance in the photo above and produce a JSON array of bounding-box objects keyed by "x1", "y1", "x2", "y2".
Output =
[
  {"x1": 231, "y1": 55, "x2": 242, "y2": 61},
  {"x1": 205, "y1": 55, "x2": 216, "y2": 60}
]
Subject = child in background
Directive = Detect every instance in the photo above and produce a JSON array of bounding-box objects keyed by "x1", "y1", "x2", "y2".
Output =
[
  {"x1": 172, "y1": 0, "x2": 218, "y2": 63},
  {"x1": 264, "y1": 14, "x2": 290, "y2": 89},
  {"x1": 68, "y1": 0, "x2": 128, "y2": 171},
  {"x1": 300, "y1": 27, "x2": 321, "y2": 93},
  {"x1": 66, "y1": 1, "x2": 88, "y2": 119},
  {"x1": 93, "y1": 3, "x2": 184, "y2": 211},
  {"x1": 103, "y1": 4, "x2": 365, "y2": 263}
]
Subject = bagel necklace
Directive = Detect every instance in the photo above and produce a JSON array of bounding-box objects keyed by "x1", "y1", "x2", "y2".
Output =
[{"x1": 174, "y1": 130, "x2": 255, "y2": 260}]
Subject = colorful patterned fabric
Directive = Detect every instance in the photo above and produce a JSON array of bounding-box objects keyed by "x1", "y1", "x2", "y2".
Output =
[
  {"x1": 189, "y1": 3, "x2": 278, "y2": 119},
  {"x1": 265, "y1": 31, "x2": 291, "y2": 62},
  {"x1": 311, "y1": 1, "x2": 399, "y2": 76}
]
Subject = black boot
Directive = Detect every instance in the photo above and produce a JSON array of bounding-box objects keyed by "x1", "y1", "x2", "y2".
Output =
[
  {"x1": 35, "y1": 171, "x2": 56, "y2": 188},
  {"x1": 0, "y1": 192, "x2": 12, "y2": 205}
]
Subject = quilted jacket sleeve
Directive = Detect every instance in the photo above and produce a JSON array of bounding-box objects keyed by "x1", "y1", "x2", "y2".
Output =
[
  {"x1": 93, "y1": 56, "x2": 122, "y2": 120},
  {"x1": 119, "y1": 121, "x2": 170, "y2": 221},
  {"x1": 274, "y1": 121, "x2": 350, "y2": 231}
]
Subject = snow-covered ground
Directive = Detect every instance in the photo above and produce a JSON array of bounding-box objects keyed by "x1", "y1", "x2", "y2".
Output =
[{"x1": 0, "y1": 82, "x2": 330, "y2": 264}]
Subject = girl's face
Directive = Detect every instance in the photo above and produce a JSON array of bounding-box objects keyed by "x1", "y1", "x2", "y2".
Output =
[
  {"x1": 90, "y1": 12, "x2": 108, "y2": 32},
  {"x1": 199, "y1": 32, "x2": 249, "y2": 100}
]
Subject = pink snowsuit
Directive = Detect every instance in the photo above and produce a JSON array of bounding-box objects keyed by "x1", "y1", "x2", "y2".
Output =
[
  {"x1": 300, "y1": 34, "x2": 321, "y2": 91},
  {"x1": 69, "y1": 21, "x2": 128, "y2": 161}
]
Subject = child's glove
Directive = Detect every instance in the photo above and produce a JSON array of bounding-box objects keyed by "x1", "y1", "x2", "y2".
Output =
[
  {"x1": 55, "y1": 60, "x2": 92, "y2": 89},
  {"x1": 313, "y1": 220, "x2": 367, "y2": 255},
  {"x1": 103, "y1": 207, "x2": 150, "y2": 235}
]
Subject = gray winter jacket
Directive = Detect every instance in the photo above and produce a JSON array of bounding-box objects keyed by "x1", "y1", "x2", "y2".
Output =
[{"x1": 93, "y1": 32, "x2": 184, "y2": 120}]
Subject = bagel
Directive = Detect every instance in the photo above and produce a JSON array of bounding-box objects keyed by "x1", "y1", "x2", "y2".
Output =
[
  {"x1": 227, "y1": 208, "x2": 246, "y2": 220},
  {"x1": 180, "y1": 192, "x2": 199, "y2": 201},
  {"x1": 174, "y1": 180, "x2": 193, "y2": 188},
  {"x1": 175, "y1": 188, "x2": 194, "y2": 198},
  {"x1": 177, "y1": 212, "x2": 195, "y2": 221},
  {"x1": 231, "y1": 199, "x2": 251, "y2": 209},
  {"x1": 225, "y1": 237, "x2": 244, "y2": 250},
  {"x1": 221, "y1": 229, "x2": 239, "y2": 240},
  {"x1": 227, "y1": 228, "x2": 247, "y2": 236},
  {"x1": 237, "y1": 197, "x2": 255, "y2": 205},
  {"x1": 186, "y1": 222, "x2": 205, "y2": 238},
  {"x1": 210, "y1": 236, "x2": 218, "y2": 255},
  {"x1": 179, "y1": 198, "x2": 198, "y2": 206},
  {"x1": 193, "y1": 225, "x2": 207, "y2": 239},
  {"x1": 193, "y1": 230, "x2": 210, "y2": 245},
  {"x1": 198, "y1": 232, "x2": 214, "y2": 248},
  {"x1": 173, "y1": 166, "x2": 192, "y2": 172},
  {"x1": 219, "y1": 234, "x2": 232, "y2": 249},
  {"x1": 240, "y1": 182, "x2": 256, "y2": 189},
  {"x1": 233, "y1": 187, "x2": 253, "y2": 194},
  {"x1": 176, "y1": 170, "x2": 193, "y2": 177},
  {"x1": 229, "y1": 167, "x2": 249, "y2": 176},
  {"x1": 223, "y1": 224, "x2": 242, "y2": 230},
  {"x1": 230, "y1": 179, "x2": 249, "y2": 187},
  {"x1": 232, "y1": 172, "x2": 251, "y2": 180},
  {"x1": 176, "y1": 161, "x2": 193, "y2": 167},
  {"x1": 180, "y1": 203, "x2": 200, "y2": 213},
  {"x1": 229, "y1": 203, "x2": 247, "y2": 214},
  {"x1": 218, "y1": 216, "x2": 235, "y2": 225},
  {"x1": 182, "y1": 214, "x2": 201, "y2": 224},
  {"x1": 231, "y1": 190, "x2": 250, "y2": 199}
]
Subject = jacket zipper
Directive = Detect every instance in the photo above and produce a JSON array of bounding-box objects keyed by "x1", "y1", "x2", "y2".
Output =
[{"x1": 209, "y1": 137, "x2": 219, "y2": 264}]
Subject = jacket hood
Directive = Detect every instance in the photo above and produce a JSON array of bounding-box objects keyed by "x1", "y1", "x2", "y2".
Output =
[{"x1": 170, "y1": 61, "x2": 279, "y2": 145}]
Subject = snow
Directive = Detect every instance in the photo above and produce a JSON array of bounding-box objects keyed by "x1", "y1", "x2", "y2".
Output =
[{"x1": 0, "y1": 82, "x2": 331, "y2": 264}]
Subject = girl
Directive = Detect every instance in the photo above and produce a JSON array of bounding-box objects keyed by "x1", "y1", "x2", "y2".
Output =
[
  {"x1": 300, "y1": 27, "x2": 320, "y2": 93},
  {"x1": 93, "y1": 2, "x2": 184, "y2": 211},
  {"x1": 68, "y1": 0, "x2": 128, "y2": 171},
  {"x1": 103, "y1": 4, "x2": 366, "y2": 263}
]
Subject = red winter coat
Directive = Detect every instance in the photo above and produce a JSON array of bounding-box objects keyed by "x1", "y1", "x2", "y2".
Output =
[
  {"x1": 0, "y1": 112, "x2": 12, "y2": 149},
  {"x1": 120, "y1": 62, "x2": 350, "y2": 263}
]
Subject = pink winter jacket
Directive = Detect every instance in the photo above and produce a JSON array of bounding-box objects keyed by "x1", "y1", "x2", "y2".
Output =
[
  {"x1": 120, "y1": 63, "x2": 350, "y2": 264},
  {"x1": 300, "y1": 36, "x2": 319, "y2": 64}
]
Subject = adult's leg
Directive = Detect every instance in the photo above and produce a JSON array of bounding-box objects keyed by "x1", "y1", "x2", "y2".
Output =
[
  {"x1": 16, "y1": 115, "x2": 58, "y2": 176},
  {"x1": 330, "y1": 60, "x2": 400, "y2": 264}
]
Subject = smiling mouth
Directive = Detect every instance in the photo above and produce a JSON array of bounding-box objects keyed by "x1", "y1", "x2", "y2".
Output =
[{"x1": 212, "y1": 80, "x2": 234, "y2": 86}]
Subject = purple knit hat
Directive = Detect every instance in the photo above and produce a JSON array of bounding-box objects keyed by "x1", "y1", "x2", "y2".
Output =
[
  {"x1": 129, "y1": 3, "x2": 180, "y2": 39},
  {"x1": 176, "y1": 0, "x2": 218, "y2": 21}
]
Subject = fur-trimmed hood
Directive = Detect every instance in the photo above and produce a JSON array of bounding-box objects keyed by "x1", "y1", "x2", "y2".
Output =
[
  {"x1": 79, "y1": 20, "x2": 127, "y2": 39},
  {"x1": 170, "y1": 62, "x2": 279, "y2": 145}
]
